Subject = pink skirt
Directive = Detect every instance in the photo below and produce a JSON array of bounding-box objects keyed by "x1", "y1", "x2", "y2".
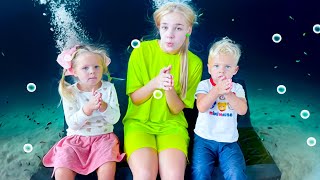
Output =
[{"x1": 42, "y1": 133, "x2": 125, "y2": 177}]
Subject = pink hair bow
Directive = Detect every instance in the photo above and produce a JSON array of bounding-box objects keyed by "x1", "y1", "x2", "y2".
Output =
[{"x1": 56, "y1": 45, "x2": 79, "y2": 76}]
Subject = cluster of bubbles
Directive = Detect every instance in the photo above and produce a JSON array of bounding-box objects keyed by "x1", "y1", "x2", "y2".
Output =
[
  {"x1": 152, "y1": 0, "x2": 192, "y2": 9},
  {"x1": 37, "y1": 0, "x2": 47, "y2": 4},
  {"x1": 34, "y1": 0, "x2": 90, "y2": 51}
]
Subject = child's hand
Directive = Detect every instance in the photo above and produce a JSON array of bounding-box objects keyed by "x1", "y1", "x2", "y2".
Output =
[
  {"x1": 92, "y1": 89, "x2": 108, "y2": 112},
  {"x1": 84, "y1": 89, "x2": 102, "y2": 114},
  {"x1": 91, "y1": 89, "x2": 103, "y2": 109},
  {"x1": 215, "y1": 76, "x2": 233, "y2": 95},
  {"x1": 155, "y1": 65, "x2": 174, "y2": 91}
]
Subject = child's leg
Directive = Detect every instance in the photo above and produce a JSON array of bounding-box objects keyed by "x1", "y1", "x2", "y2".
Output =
[
  {"x1": 125, "y1": 132, "x2": 158, "y2": 180},
  {"x1": 96, "y1": 162, "x2": 116, "y2": 180},
  {"x1": 219, "y1": 142, "x2": 246, "y2": 180},
  {"x1": 191, "y1": 134, "x2": 217, "y2": 180},
  {"x1": 55, "y1": 167, "x2": 76, "y2": 180},
  {"x1": 128, "y1": 147, "x2": 159, "y2": 180},
  {"x1": 157, "y1": 133, "x2": 189, "y2": 180},
  {"x1": 158, "y1": 148, "x2": 186, "y2": 180}
]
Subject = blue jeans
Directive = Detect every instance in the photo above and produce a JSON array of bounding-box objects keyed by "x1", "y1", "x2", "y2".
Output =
[{"x1": 191, "y1": 134, "x2": 247, "y2": 180}]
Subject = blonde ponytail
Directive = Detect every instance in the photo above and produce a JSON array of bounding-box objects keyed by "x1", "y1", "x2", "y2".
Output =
[
  {"x1": 58, "y1": 69, "x2": 75, "y2": 103},
  {"x1": 179, "y1": 37, "x2": 189, "y2": 99}
]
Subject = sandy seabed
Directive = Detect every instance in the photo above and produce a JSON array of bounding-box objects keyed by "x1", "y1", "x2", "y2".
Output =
[{"x1": 0, "y1": 75, "x2": 319, "y2": 180}]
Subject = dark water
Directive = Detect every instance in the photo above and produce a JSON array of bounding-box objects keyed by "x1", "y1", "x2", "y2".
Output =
[{"x1": 1, "y1": 0, "x2": 319, "y2": 87}]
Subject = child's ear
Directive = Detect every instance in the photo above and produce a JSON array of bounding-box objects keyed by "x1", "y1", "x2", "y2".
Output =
[
  {"x1": 207, "y1": 63, "x2": 211, "y2": 74},
  {"x1": 233, "y1": 66, "x2": 239, "y2": 75},
  {"x1": 188, "y1": 27, "x2": 192, "y2": 35}
]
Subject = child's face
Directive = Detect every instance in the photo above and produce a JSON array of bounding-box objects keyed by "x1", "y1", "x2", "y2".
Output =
[
  {"x1": 208, "y1": 54, "x2": 239, "y2": 81},
  {"x1": 158, "y1": 12, "x2": 191, "y2": 54},
  {"x1": 73, "y1": 52, "x2": 103, "y2": 89}
]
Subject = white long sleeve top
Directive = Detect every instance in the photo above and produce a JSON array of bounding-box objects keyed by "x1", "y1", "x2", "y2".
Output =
[{"x1": 62, "y1": 81, "x2": 120, "y2": 136}]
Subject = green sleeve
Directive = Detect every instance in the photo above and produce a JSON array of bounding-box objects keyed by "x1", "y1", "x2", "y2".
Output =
[{"x1": 126, "y1": 48, "x2": 144, "y2": 95}]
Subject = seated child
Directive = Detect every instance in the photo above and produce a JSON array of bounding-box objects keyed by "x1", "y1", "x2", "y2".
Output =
[
  {"x1": 42, "y1": 44, "x2": 125, "y2": 179},
  {"x1": 191, "y1": 37, "x2": 247, "y2": 180}
]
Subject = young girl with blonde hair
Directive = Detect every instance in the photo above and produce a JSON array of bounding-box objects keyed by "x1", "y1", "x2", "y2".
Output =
[
  {"x1": 43, "y1": 44, "x2": 125, "y2": 180},
  {"x1": 123, "y1": 2, "x2": 203, "y2": 179}
]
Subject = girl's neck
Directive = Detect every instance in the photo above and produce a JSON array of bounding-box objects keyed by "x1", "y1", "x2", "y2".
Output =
[{"x1": 77, "y1": 81, "x2": 102, "y2": 92}]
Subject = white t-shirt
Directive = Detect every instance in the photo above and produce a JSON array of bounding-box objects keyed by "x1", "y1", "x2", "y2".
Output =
[
  {"x1": 194, "y1": 79, "x2": 245, "y2": 142},
  {"x1": 62, "y1": 81, "x2": 120, "y2": 136}
]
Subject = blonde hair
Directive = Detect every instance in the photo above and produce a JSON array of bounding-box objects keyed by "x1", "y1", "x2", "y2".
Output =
[
  {"x1": 58, "y1": 45, "x2": 111, "y2": 102},
  {"x1": 153, "y1": 2, "x2": 197, "y2": 99},
  {"x1": 208, "y1": 37, "x2": 241, "y2": 65}
]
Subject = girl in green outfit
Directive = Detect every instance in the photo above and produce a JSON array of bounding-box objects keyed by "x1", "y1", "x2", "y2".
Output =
[{"x1": 123, "y1": 2, "x2": 202, "y2": 179}]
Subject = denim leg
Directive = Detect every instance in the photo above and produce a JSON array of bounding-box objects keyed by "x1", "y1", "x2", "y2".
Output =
[
  {"x1": 191, "y1": 134, "x2": 217, "y2": 180},
  {"x1": 218, "y1": 142, "x2": 247, "y2": 180}
]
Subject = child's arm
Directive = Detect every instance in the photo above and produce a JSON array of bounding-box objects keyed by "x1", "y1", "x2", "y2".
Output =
[
  {"x1": 130, "y1": 66, "x2": 172, "y2": 105},
  {"x1": 99, "y1": 84, "x2": 121, "y2": 124},
  {"x1": 196, "y1": 87, "x2": 220, "y2": 113},
  {"x1": 224, "y1": 92, "x2": 247, "y2": 115},
  {"x1": 161, "y1": 65, "x2": 185, "y2": 114},
  {"x1": 62, "y1": 98, "x2": 89, "y2": 131},
  {"x1": 129, "y1": 78, "x2": 158, "y2": 105},
  {"x1": 165, "y1": 88, "x2": 185, "y2": 114},
  {"x1": 197, "y1": 77, "x2": 230, "y2": 113}
]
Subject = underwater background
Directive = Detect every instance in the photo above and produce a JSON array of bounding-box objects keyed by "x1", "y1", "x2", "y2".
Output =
[{"x1": 0, "y1": 0, "x2": 319, "y2": 179}]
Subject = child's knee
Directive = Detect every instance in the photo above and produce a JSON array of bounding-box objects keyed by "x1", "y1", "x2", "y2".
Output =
[
  {"x1": 96, "y1": 162, "x2": 116, "y2": 179},
  {"x1": 191, "y1": 163, "x2": 213, "y2": 180},
  {"x1": 55, "y1": 167, "x2": 76, "y2": 179},
  {"x1": 223, "y1": 168, "x2": 247, "y2": 180}
]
